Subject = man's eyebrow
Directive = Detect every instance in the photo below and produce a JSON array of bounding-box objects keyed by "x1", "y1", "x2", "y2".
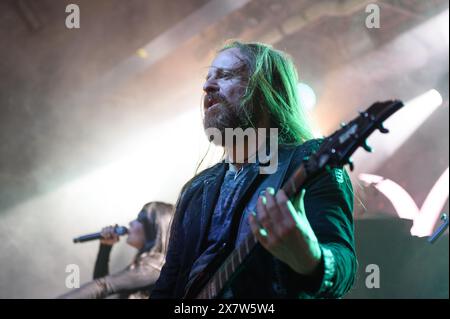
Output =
[
  {"x1": 205, "y1": 66, "x2": 245, "y2": 79},
  {"x1": 205, "y1": 67, "x2": 225, "y2": 79}
]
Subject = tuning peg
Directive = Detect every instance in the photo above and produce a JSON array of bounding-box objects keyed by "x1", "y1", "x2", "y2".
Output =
[
  {"x1": 359, "y1": 110, "x2": 376, "y2": 121},
  {"x1": 378, "y1": 123, "x2": 389, "y2": 134},
  {"x1": 359, "y1": 110, "x2": 369, "y2": 118},
  {"x1": 362, "y1": 140, "x2": 373, "y2": 153},
  {"x1": 347, "y1": 158, "x2": 354, "y2": 171}
]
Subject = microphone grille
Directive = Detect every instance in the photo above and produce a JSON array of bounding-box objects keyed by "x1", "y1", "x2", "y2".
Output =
[{"x1": 115, "y1": 226, "x2": 128, "y2": 235}]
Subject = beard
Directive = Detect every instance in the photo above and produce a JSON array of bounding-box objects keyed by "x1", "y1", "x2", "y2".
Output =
[{"x1": 203, "y1": 98, "x2": 255, "y2": 146}]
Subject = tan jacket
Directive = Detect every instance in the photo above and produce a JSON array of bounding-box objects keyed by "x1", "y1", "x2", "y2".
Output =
[{"x1": 58, "y1": 252, "x2": 164, "y2": 299}]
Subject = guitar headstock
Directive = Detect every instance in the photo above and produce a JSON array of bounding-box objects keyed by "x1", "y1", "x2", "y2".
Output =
[{"x1": 306, "y1": 100, "x2": 404, "y2": 174}]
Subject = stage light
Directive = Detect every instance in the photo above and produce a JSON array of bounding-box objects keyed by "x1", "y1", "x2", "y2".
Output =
[
  {"x1": 297, "y1": 82, "x2": 317, "y2": 111},
  {"x1": 411, "y1": 167, "x2": 449, "y2": 237},
  {"x1": 405, "y1": 89, "x2": 442, "y2": 112},
  {"x1": 359, "y1": 167, "x2": 449, "y2": 237},
  {"x1": 136, "y1": 48, "x2": 148, "y2": 59}
]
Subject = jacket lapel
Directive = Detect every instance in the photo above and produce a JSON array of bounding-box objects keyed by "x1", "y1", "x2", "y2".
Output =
[{"x1": 196, "y1": 163, "x2": 227, "y2": 252}]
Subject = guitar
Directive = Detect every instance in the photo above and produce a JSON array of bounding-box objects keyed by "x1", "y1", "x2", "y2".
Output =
[{"x1": 184, "y1": 100, "x2": 405, "y2": 298}]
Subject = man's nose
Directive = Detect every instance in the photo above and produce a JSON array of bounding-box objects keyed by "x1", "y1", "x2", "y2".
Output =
[{"x1": 203, "y1": 78, "x2": 219, "y2": 94}]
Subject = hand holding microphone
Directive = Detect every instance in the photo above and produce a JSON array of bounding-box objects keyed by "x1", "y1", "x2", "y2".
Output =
[
  {"x1": 73, "y1": 225, "x2": 128, "y2": 244},
  {"x1": 100, "y1": 225, "x2": 121, "y2": 246}
]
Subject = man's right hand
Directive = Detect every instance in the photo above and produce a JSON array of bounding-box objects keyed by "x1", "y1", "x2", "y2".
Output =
[{"x1": 100, "y1": 225, "x2": 120, "y2": 246}]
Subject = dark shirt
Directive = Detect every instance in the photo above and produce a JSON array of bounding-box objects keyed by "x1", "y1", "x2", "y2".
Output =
[{"x1": 187, "y1": 164, "x2": 253, "y2": 285}]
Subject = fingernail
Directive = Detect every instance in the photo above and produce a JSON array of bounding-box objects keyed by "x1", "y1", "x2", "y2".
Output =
[
  {"x1": 266, "y1": 187, "x2": 275, "y2": 195},
  {"x1": 251, "y1": 211, "x2": 257, "y2": 216},
  {"x1": 261, "y1": 195, "x2": 267, "y2": 205}
]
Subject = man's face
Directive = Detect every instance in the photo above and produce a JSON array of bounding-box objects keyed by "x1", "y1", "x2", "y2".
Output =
[{"x1": 203, "y1": 48, "x2": 251, "y2": 138}]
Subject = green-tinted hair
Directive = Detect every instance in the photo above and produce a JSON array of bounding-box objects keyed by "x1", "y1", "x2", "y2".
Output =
[{"x1": 220, "y1": 41, "x2": 314, "y2": 145}]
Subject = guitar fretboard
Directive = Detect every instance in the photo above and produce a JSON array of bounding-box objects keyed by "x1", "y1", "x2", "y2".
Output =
[{"x1": 196, "y1": 230, "x2": 258, "y2": 298}]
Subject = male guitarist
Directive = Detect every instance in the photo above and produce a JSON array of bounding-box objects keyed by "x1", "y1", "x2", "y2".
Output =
[{"x1": 151, "y1": 41, "x2": 357, "y2": 298}]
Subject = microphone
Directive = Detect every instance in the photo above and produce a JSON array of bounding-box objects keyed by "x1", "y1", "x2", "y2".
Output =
[{"x1": 73, "y1": 225, "x2": 128, "y2": 243}]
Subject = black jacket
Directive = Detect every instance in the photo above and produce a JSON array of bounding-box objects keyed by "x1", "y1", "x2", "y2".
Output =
[{"x1": 151, "y1": 139, "x2": 357, "y2": 298}]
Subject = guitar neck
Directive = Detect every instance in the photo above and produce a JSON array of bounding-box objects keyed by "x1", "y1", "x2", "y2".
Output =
[{"x1": 195, "y1": 164, "x2": 309, "y2": 298}]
